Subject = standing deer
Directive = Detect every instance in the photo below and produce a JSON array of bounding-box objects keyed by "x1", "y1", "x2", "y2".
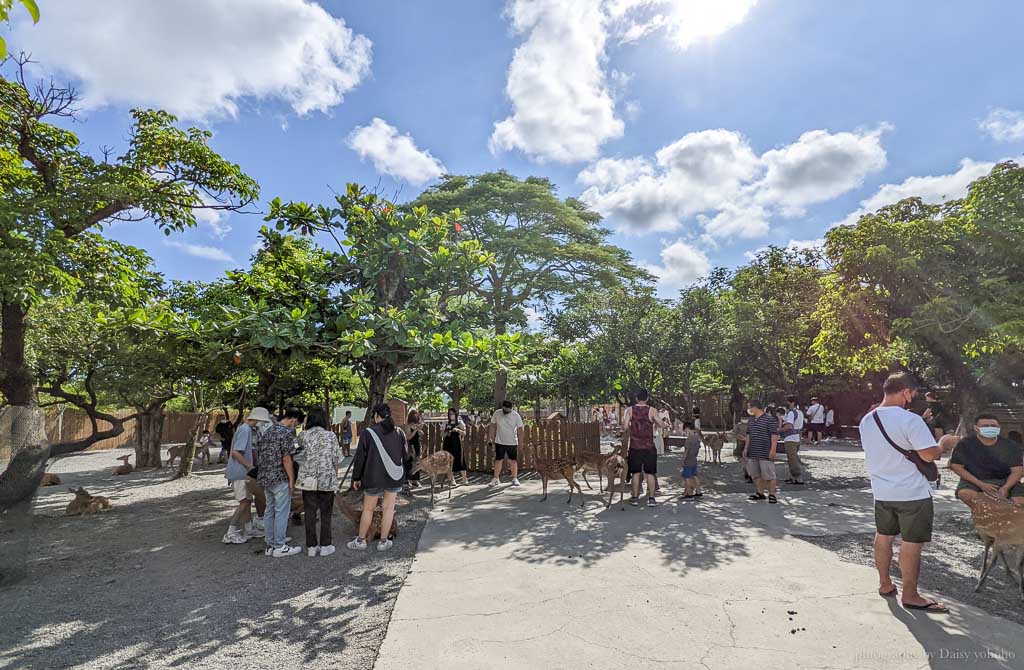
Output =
[
  {"x1": 529, "y1": 444, "x2": 583, "y2": 506},
  {"x1": 704, "y1": 432, "x2": 726, "y2": 465},
  {"x1": 604, "y1": 454, "x2": 627, "y2": 509},
  {"x1": 112, "y1": 455, "x2": 133, "y2": 476},
  {"x1": 411, "y1": 450, "x2": 455, "y2": 506},
  {"x1": 574, "y1": 450, "x2": 611, "y2": 492}
]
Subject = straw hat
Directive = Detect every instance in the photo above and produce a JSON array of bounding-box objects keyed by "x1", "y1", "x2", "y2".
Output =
[{"x1": 246, "y1": 407, "x2": 272, "y2": 423}]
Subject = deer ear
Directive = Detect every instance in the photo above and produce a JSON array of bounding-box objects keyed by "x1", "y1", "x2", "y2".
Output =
[{"x1": 68, "y1": 488, "x2": 76, "y2": 494}]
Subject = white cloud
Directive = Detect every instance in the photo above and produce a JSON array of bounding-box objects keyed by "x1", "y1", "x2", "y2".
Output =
[
  {"x1": 979, "y1": 108, "x2": 1024, "y2": 143},
  {"x1": 580, "y1": 125, "x2": 890, "y2": 236},
  {"x1": 611, "y1": 0, "x2": 759, "y2": 50},
  {"x1": 347, "y1": 118, "x2": 446, "y2": 185},
  {"x1": 165, "y1": 241, "x2": 235, "y2": 264},
  {"x1": 754, "y1": 125, "x2": 890, "y2": 214},
  {"x1": 643, "y1": 239, "x2": 711, "y2": 293},
  {"x1": 193, "y1": 197, "x2": 232, "y2": 239},
  {"x1": 839, "y1": 158, "x2": 997, "y2": 226},
  {"x1": 490, "y1": 0, "x2": 622, "y2": 163},
  {"x1": 12, "y1": 0, "x2": 372, "y2": 119},
  {"x1": 786, "y1": 238, "x2": 825, "y2": 252},
  {"x1": 491, "y1": 0, "x2": 757, "y2": 163}
]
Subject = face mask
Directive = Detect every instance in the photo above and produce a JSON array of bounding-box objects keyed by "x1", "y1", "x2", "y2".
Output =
[
  {"x1": 978, "y1": 426, "x2": 1001, "y2": 439},
  {"x1": 746, "y1": 409, "x2": 755, "y2": 417},
  {"x1": 502, "y1": 408, "x2": 511, "y2": 414}
]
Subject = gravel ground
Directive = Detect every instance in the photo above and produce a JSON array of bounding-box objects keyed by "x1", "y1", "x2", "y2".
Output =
[{"x1": 0, "y1": 447, "x2": 431, "y2": 670}]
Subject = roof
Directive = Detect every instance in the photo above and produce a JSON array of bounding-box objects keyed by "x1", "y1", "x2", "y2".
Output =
[{"x1": 986, "y1": 403, "x2": 1024, "y2": 424}]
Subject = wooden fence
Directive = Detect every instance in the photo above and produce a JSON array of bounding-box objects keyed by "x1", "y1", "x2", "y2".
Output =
[
  {"x1": 415, "y1": 421, "x2": 601, "y2": 472},
  {"x1": 44, "y1": 408, "x2": 219, "y2": 451}
]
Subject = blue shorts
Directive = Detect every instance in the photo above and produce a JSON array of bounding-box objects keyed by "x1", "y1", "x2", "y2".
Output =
[
  {"x1": 680, "y1": 465, "x2": 698, "y2": 478},
  {"x1": 364, "y1": 486, "x2": 402, "y2": 496}
]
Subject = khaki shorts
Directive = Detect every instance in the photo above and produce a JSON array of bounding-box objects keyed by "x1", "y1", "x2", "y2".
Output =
[
  {"x1": 956, "y1": 478, "x2": 1024, "y2": 498},
  {"x1": 746, "y1": 458, "x2": 776, "y2": 480},
  {"x1": 875, "y1": 498, "x2": 934, "y2": 543},
  {"x1": 231, "y1": 478, "x2": 260, "y2": 502}
]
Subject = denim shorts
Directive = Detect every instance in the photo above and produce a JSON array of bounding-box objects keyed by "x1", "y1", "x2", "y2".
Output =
[
  {"x1": 681, "y1": 465, "x2": 698, "y2": 478},
  {"x1": 364, "y1": 486, "x2": 403, "y2": 496}
]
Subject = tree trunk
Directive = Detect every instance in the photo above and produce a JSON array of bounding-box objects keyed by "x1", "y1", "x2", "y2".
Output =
[
  {"x1": 451, "y1": 384, "x2": 465, "y2": 412},
  {"x1": 365, "y1": 361, "x2": 397, "y2": 415},
  {"x1": 0, "y1": 302, "x2": 33, "y2": 406},
  {"x1": 0, "y1": 404, "x2": 49, "y2": 586},
  {"x1": 134, "y1": 404, "x2": 166, "y2": 468},
  {"x1": 175, "y1": 411, "x2": 211, "y2": 478},
  {"x1": 493, "y1": 319, "x2": 508, "y2": 407}
]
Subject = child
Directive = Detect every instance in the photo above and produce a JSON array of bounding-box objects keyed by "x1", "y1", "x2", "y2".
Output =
[
  {"x1": 197, "y1": 430, "x2": 218, "y2": 466},
  {"x1": 680, "y1": 422, "x2": 703, "y2": 499}
]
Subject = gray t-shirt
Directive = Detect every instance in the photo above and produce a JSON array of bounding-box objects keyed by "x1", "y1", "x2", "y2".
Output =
[
  {"x1": 683, "y1": 432, "x2": 702, "y2": 467},
  {"x1": 225, "y1": 423, "x2": 254, "y2": 482}
]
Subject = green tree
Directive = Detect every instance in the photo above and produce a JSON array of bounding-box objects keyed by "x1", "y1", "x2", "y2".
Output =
[
  {"x1": 0, "y1": 1, "x2": 39, "y2": 58},
  {"x1": 819, "y1": 161, "x2": 1024, "y2": 427},
  {"x1": 412, "y1": 171, "x2": 645, "y2": 405}
]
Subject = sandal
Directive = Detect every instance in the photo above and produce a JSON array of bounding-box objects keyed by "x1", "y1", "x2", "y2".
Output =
[
  {"x1": 879, "y1": 587, "x2": 898, "y2": 598},
  {"x1": 768, "y1": 494, "x2": 778, "y2": 504},
  {"x1": 903, "y1": 601, "x2": 948, "y2": 614},
  {"x1": 748, "y1": 493, "x2": 766, "y2": 501}
]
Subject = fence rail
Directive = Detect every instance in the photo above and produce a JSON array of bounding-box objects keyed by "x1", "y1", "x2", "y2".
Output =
[
  {"x1": 43, "y1": 408, "x2": 219, "y2": 451},
  {"x1": 416, "y1": 421, "x2": 601, "y2": 472}
]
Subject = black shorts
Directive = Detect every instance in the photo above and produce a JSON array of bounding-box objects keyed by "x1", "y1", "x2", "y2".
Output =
[
  {"x1": 494, "y1": 443, "x2": 518, "y2": 461},
  {"x1": 627, "y1": 449, "x2": 657, "y2": 476},
  {"x1": 808, "y1": 422, "x2": 825, "y2": 433},
  {"x1": 874, "y1": 498, "x2": 934, "y2": 543}
]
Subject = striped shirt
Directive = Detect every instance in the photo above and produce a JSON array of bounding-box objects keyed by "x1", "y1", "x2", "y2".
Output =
[{"x1": 746, "y1": 412, "x2": 779, "y2": 459}]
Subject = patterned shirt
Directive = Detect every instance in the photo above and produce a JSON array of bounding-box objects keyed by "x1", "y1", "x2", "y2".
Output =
[
  {"x1": 256, "y1": 422, "x2": 297, "y2": 487},
  {"x1": 295, "y1": 427, "x2": 343, "y2": 491},
  {"x1": 746, "y1": 412, "x2": 779, "y2": 460}
]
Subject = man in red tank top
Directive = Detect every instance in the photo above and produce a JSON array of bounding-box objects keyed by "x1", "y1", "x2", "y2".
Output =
[{"x1": 623, "y1": 389, "x2": 667, "y2": 507}]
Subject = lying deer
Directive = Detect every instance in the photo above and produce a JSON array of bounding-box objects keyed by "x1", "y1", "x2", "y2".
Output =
[
  {"x1": 335, "y1": 491, "x2": 398, "y2": 540},
  {"x1": 574, "y1": 450, "x2": 612, "y2": 492},
  {"x1": 112, "y1": 455, "x2": 134, "y2": 476},
  {"x1": 604, "y1": 454, "x2": 627, "y2": 509},
  {"x1": 411, "y1": 450, "x2": 454, "y2": 506},
  {"x1": 529, "y1": 445, "x2": 583, "y2": 506},
  {"x1": 41, "y1": 473, "x2": 62, "y2": 486},
  {"x1": 65, "y1": 487, "x2": 112, "y2": 516},
  {"x1": 966, "y1": 495, "x2": 1024, "y2": 598}
]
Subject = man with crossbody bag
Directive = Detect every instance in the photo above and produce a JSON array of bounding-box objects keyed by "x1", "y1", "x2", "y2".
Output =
[
  {"x1": 859, "y1": 373, "x2": 947, "y2": 614},
  {"x1": 348, "y1": 403, "x2": 409, "y2": 552}
]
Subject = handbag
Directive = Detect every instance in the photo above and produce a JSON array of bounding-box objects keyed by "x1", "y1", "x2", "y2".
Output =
[{"x1": 871, "y1": 411, "x2": 940, "y2": 483}]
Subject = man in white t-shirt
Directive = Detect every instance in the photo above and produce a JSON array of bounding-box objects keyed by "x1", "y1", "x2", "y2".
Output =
[
  {"x1": 489, "y1": 400, "x2": 525, "y2": 486},
  {"x1": 805, "y1": 397, "x2": 825, "y2": 444},
  {"x1": 782, "y1": 395, "x2": 805, "y2": 485},
  {"x1": 859, "y1": 372, "x2": 946, "y2": 614}
]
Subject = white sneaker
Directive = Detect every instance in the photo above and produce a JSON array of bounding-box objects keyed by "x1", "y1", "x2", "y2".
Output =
[
  {"x1": 319, "y1": 545, "x2": 336, "y2": 557},
  {"x1": 221, "y1": 529, "x2": 247, "y2": 544},
  {"x1": 272, "y1": 544, "x2": 302, "y2": 558},
  {"x1": 245, "y1": 524, "x2": 265, "y2": 538},
  {"x1": 377, "y1": 539, "x2": 393, "y2": 552},
  {"x1": 264, "y1": 547, "x2": 274, "y2": 556},
  {"x1": 347, "y1": 537, "x2": 367, "y2": 551},
  {"x1": 253, "y1": 516, "x2": 265, "y2": 531},
  {"x1": 489, "y1": 478, "x2": 500, "y2": 486},
  {"x1": 307, "y1": 546, "x2": 319, "y2": 557},
  {"x1": 512, "y1": 478, "x2": 521, "y2": 487}
]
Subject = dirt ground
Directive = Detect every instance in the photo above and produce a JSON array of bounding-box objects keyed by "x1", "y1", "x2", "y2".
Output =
[{"x1": 0, "y1": 447, "x2": 431, "y2": 670}]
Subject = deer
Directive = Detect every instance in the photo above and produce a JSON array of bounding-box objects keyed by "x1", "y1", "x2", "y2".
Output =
[
  {"x1": 410, "y1": 450, "x2": 455, "y2": 506},
  {"x1": 604, "y1": 454, "x2": 627, "y2": 509},
  {"x1": 65, "y1": 487, "x2": 112, "y2": 516},
  {"x1": 965, "y1": 495, "x2": 1024, "y2": 599},
  {"x1": 528, "y1": 444, "x2": 583, "y2": 506},
  {"x1": 112, "y1": 455, "x2": 134, "y2": 476},
  {"x1": 704, "y1": 432, "x2": 726, "y2": 465},
  {"x1": 574, "y1": 450, "x2": 612, "y2": 492},
  {"x1": 41, "y1": 473, "x2": 61, "y2": 486},
  {"x1": 335, "y1": 491, "x2": 398, "y2": 540},
  {"x1": 165, "y1": 444, "x2": 185, "y2": 468}
]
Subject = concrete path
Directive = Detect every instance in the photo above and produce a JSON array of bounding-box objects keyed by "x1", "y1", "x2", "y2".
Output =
[{"x1": 376, "y1": 466, "x2": 1022, "y2": 670}]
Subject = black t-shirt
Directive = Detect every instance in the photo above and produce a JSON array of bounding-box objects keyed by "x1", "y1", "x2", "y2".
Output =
[{"x1": 950, "y1": 435, "x2": 1024, "y2": 480}]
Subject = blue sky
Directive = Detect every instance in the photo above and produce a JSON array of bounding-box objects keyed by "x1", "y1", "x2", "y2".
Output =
[{"x1": 8, "y1": 0, "x2": 1024, "y2": 295}]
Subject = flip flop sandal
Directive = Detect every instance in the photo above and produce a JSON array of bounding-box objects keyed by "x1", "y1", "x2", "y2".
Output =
[
  {"x1": 903, "y1": 601, "x2": 948, "y2": 613},
  {"x1": 879, "y1": 588, "x2": 898, "y2": 598},
  {"x1": 768, "y1": 495, "x2": 778, "y2": 504},
  {"x1": 748, "y1": 494, "x2": 766, "y2": 501}
]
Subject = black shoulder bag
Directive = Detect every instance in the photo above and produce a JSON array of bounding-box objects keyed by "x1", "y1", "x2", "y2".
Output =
[{"x1": 872, "y1": 411, "x2": 940, "y2": 483}]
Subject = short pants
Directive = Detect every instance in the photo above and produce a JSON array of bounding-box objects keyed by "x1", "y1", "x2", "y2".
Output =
[
  {"x1": 808, "y1": 422, "x2": 825, "y2": 433},
  {"x1": 745, "y1": 458, "x2": 777, "y2": 480},
  {"x1": 364, "y1": 486, "x2": 403, "y2": 496},
  {"x1": 494, "y1": 443, "x2": 518, "y2": 461},
  {"x1": 681, "y1": 464, "x2": 698, "y2": 478},
  {"x1": 627, "y1": 449, "x2": 657, "y2": 476},
  {"x1": 230, "y1": 478, "x2": 259, "y2": 501},
  {"x1": 956, "y1": 478, "x2": 1024, "y2": 498},
  {"x1": 874, "y1": 498, "x2": 934, "y2": 543}
]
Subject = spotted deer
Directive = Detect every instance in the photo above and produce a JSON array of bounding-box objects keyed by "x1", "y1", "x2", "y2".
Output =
[
  {"x1": 966, "y1": 495, "x2": 1024, "y2": 598},
  {"x1": 112, "y1": 455, "x2": 133, "y2": 476},
  {"x1": 528, "y1": 444, "x2": 583, "y2": 506},
  {"x1": 411, "y1": 450, "x2": 455, "y2": 505},
  {"x1": 574, "y1": 450, "x2": 612, "y2": 492},
  {"x1": 604, "y1": 454, "x2": 627, "y2": 509},
  {"x1": 65, "y1": 487, "x2": 112, "y2": 516}
]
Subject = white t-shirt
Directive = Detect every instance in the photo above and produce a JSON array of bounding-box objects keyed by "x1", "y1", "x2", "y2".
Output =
[
  {"x1": 491, "y1": 410, "x2": 525, "y2": 445},
  {"x1": 783, "y1": 408, "x2": 804, "y2": 443},
  {"x1": 859, "y1": 406, "x2": 937, "y2": 501},
  {"x1": 806, "y1": 403, "x2": 825, "y2": 423},
  {"x1": 825, "y1": 409, "x2": 835, "y2": 426}
]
